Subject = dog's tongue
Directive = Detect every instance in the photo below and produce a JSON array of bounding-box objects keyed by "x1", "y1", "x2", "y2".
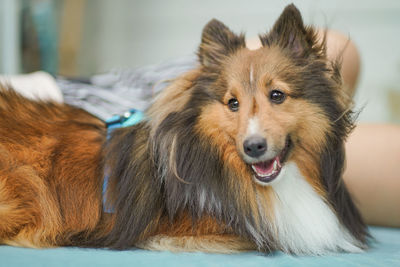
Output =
[{"x1": 252, "y1": 157, "x2": 280, "y2": 176}]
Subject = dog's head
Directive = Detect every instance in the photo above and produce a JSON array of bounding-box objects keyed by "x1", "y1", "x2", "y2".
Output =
[{"x1": 197, "y1": 5, "x2": 343, "y2": 188}]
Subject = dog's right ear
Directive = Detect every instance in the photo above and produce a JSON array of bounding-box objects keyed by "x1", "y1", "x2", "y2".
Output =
[
  {"x1": 198, "y1": 19, "x2": 246, "y2": 69},
  {"x1": 259, "y1": 4, "x2": 324, "y2": 59}
]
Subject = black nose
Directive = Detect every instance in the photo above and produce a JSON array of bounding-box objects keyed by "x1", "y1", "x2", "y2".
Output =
[{"x1": 243, "y1": 136, "x2": 267, "y2": 158}]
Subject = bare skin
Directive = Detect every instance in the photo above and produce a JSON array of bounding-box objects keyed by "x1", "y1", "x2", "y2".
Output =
[
  {"x1": 247, "y1": 30, "x2": 400, "y2": 227},
  {"x1": 345, "y1": 124, "x2": 400, "y2": 227}
]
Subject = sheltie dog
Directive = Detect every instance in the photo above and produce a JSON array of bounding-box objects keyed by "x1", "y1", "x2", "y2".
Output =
[{"x1": 0, "y1": 4, "x2": 368, "y2": 255}]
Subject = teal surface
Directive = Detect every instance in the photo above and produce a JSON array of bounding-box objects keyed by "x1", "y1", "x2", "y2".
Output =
[{"x1": 0, "y1": 227, "x2": 399, "y2": 267}]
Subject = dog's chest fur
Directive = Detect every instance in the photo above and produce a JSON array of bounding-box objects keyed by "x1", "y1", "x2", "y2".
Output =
[{"x1": 270, "y1": 163, "x2": 362, "y2": 254}]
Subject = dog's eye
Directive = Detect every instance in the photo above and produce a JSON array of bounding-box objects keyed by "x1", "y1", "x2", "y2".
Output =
[
  {"x1": 228, "y1": 98, "x2": 239, "y2": 111},
  {"x1": 269, "y1": 90, "x2": 286, "y2": 104}
]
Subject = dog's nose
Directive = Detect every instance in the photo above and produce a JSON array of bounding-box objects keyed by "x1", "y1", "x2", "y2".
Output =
[{"x1": 243, "y1": 136, "x2": 267, "y2": 158}]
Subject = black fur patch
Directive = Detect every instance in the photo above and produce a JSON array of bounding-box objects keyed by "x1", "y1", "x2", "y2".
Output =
[
  {"x1": 320, "y1": 134, "x2": 370, "y2": 244},
  {"x1": 103, "y1": 123, "x2": 165, "y2": 249}
]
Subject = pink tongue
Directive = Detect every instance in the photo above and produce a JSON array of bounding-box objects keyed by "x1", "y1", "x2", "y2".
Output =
[{"x1": 253, "y1": 157, "x2": 279, "y2": 175}]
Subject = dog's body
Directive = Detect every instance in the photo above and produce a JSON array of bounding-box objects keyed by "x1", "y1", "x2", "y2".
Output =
[{"x1": 0, "y1": 5, "x2": 368, "y2": 254}]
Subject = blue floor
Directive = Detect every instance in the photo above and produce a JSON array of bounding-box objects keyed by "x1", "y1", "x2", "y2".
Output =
[{"x1": 1, "y1": 227, "x2": 399, "y2": 267}]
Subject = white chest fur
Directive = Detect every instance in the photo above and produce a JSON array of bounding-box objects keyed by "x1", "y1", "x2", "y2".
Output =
[{"x1": 271, "y1": 162, "x2": 363, "y2": 255}]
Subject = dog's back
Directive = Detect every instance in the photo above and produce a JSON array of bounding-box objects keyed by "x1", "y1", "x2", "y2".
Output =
[{"x1": 0, "y1": 86, "x2": 105, "y2": 247}]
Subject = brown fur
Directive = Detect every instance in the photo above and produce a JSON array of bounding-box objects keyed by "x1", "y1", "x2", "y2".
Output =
[{"x1": 0, "y1": 87, "x2": 105, "y2": 247}]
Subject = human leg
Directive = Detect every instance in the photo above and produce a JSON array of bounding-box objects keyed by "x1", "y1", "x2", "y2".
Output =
[{"x1": 344, "y1": 124, "x2": 400, "y2": 227}]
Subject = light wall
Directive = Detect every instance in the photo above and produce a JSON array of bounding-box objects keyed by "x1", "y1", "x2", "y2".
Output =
[{"x1": 0, "y1": 0, "x2": 21, "y2": 74}]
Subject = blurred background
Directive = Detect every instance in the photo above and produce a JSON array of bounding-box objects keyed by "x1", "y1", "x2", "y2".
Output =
[{"x1": 0, "y1": 0, "x2": 399, "y2": 122}]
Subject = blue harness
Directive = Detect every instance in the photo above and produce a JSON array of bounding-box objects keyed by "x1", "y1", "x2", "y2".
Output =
[{"x1": 103, "y1": 109, "x2": 144, "y2": 213}]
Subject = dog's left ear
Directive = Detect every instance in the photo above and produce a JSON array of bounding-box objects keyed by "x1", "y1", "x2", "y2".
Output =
[
  {"x1": 198, "y1": 19, "x2": 246, "y2": 69},
  {"x1": 260, "y1": 4, "x2": 323, "y2": 58}
]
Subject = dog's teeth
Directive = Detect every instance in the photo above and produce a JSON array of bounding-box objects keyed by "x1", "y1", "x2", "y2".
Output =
[
  {"x1": 251, "y1": 165, "x2": 257, "y2": 172},
  {"x1": 273, "y1": 160, "x2": 277, "y2": 171}
]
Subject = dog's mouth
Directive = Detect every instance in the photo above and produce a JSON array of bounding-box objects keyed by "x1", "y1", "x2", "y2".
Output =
[{"x1": 250, "y1": 137, "x2": 292, "y2": 184}]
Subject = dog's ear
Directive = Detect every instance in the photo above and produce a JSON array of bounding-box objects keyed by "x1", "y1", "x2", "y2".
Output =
[
  {"x1": 259, "y1": 4, "x2": 323, "y2": 58},
  {"x1": 198, "y1": 19, "x2": 246, "y2": 69}
]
